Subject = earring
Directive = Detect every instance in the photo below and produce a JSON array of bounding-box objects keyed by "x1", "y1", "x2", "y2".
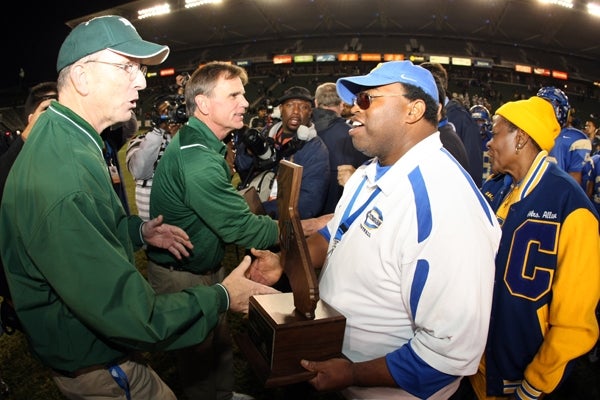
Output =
[{"x1": 515, "y1": 143, "x2": 522, "y2": 154}]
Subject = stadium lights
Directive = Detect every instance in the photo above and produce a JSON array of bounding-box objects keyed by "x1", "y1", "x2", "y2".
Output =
[
  {"x1": 135, "y1": 0, "x2": 222, "y2": 20},
  {"x1": 138, "y1": 3, "x2": 171, "y2": 19},
  {"x1": 185, "y1": 0, "x2": 222, "y2": 8},
  {"x1": 538, "y1": 0, "x2": 574, "y2": 8},
  {"x1": 588, "y1": 2, "x2": 600, "y2": 16}
]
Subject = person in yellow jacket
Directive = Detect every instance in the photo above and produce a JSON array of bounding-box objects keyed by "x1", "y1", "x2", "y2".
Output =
[{"x1": 475, "y1": 96, "x2": 600, "y2": 399}]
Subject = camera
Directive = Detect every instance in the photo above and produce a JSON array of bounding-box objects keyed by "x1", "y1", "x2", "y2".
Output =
[
  {"x1": 240, "y1": 127, "x2": 277, "y2": 170},
  {"x1": 151, "y1": 95, "x2": 188, "y2": 126},
  {"x1": 168, "y1": 95, "x2": 188, "y2": 124},
  {"x1": 239, "y1": 124, "x2": 315, "y2": 172}
]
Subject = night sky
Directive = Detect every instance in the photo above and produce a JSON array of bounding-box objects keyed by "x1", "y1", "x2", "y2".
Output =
[{"x1": 2, "y1": 1, "x2": 128, "y2": 89}]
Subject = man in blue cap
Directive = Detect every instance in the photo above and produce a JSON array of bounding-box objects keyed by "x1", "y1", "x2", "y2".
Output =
[
  {"x1": 0, "y1": 15, "x2": 279, "y2": 400},
  {"x1": 249, "y1": 60, "x2": 502, "y2": 399}
]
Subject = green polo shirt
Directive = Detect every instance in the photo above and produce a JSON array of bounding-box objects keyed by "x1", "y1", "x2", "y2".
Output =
[{"x1": 147, "y1": 117, "x2": 278, "y2": 272}]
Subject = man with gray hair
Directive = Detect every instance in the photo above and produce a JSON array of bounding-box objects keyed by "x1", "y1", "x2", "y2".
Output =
[
  {"x1": 0, "y1": 16, "x2": 278, "y2": 400},
  {"x1": 313, "y1": 82, "x2": 369, "y2": 214},
  {"x1": 148, "y1": 61, "x2": 282, "y2": 400}
]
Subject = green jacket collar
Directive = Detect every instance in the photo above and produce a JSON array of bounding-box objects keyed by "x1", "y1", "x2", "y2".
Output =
[
  {"x1": 47, "y1": 101, "x2": 105, "y2": 153},
  {"x1": 182, "y1": 117, "x2": 226, "y2": 156}
]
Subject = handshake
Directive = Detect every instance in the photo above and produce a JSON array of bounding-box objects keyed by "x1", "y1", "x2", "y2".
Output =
[
  {"x1": 221, "y1": 249, "x2": 282, "y2": 314},
  {"x1": 221, "y1": 213, "x2": 333, "y2": 314}
]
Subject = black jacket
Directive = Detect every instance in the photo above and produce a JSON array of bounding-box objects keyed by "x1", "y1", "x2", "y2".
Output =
[
  {"x1": 438, "y1": 118, "x2": 470, "y2": 174},
  {"x1": 446, "y1": 99, "x2": 483, "y2": 186},
  {"x1": 313, "y1": 108, "x2": 369, "y2": 214}
]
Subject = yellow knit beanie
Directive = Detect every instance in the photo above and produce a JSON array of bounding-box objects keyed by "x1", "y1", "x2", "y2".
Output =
[{"x1": 495, "y1": 96, "x2": 560, "y2": 152}]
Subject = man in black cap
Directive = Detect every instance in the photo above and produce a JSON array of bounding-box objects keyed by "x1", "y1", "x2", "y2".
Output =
[{"x1": 236, "y1": 85, "x2": 330, "y2": 218}]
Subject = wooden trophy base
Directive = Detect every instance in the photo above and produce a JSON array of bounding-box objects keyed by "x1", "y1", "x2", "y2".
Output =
[
  {"x1": 236, "y1": 292, "x2": 346, "y2": 388},
  {"x1": 236, "y1": 160, "x2": 346, "y2": 388}
]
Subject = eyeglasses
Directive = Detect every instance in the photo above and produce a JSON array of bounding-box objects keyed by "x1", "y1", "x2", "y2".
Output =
[
  {"x1": 352, "y1": 91, "x2": 408, "y2": 110},
  {"x1": 85, "y1": 60, "x2": 147, "y2": 81}
]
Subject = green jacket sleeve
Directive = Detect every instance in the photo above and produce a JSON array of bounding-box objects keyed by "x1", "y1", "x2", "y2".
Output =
[{"x1": 23, "y1": 191, "x2": 226, "y2": 354}]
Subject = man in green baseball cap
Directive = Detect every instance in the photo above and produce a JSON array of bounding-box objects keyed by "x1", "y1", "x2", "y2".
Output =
[
  {"x1": 0, "y1": 14, "x2": 279, "y2": 400},
  {"x1": 56, "y1": 15, "x2": 169, "y2": 72}
]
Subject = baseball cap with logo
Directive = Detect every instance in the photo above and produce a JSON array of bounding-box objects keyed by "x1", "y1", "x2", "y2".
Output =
[
  {"x1": 336, "y1": 61, "x2": 438, "y2": 106},
  {"x1": 56, "y1": 15, "x2": 170, "y2": 72}
]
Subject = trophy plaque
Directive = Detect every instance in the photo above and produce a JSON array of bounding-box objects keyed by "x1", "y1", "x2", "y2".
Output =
[{"x1": 236, "y1": 160, "x2": 346, "y2": 388}]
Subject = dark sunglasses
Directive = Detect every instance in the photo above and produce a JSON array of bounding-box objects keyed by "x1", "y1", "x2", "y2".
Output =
[{"x1": 352, "y1": 91, "x2": 408, "y2": 110}]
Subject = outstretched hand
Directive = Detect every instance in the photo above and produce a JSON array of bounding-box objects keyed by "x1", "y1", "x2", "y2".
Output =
[
  {"x1": 301, "y1": 213, "x2": 333, "y2": 237},
  {"x1": 246, "y1": 248, "x2": 283, "y2": 285},
  {"x1": 142, "y1": 215, "x2": 193, "y2": 259}
]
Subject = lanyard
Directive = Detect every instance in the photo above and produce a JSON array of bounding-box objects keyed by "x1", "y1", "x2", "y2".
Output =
[
  {"x1": 109, "y1": 364, "x2": 131, "y2": 400},
  {"x1": 274, "y1": 127, "x2": 292, "y2": 149},
  {"x1": 334, "y1": 176, "x2": 382, "y2": 242}
]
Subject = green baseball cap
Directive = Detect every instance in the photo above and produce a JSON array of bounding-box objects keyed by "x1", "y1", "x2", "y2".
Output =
[{"x1": 57, "y1": 15, "x2": 170, "y2": 72}]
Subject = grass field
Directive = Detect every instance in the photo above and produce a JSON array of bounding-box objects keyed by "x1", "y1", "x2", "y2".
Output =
[{"x1": 0, "y1": 144, "x2": 342, "y2": 400}]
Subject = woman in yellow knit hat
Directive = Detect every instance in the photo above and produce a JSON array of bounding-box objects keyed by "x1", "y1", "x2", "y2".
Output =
[{"x1": 472, "y1": 96, "x2": 600, "y2": 399}]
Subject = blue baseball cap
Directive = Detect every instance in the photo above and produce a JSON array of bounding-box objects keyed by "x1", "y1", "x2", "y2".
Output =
[{"x1": 336, "y1": 60, "x2": 439, "y2": 106}]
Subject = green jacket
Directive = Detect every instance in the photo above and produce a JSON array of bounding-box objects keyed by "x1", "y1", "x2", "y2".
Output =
[
  {"x1": 0, "y1": 102, "x2": 228, "y2": 373},
  {"x1": 147, "y1": 117, "x2": 278, "y2": 272}
]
